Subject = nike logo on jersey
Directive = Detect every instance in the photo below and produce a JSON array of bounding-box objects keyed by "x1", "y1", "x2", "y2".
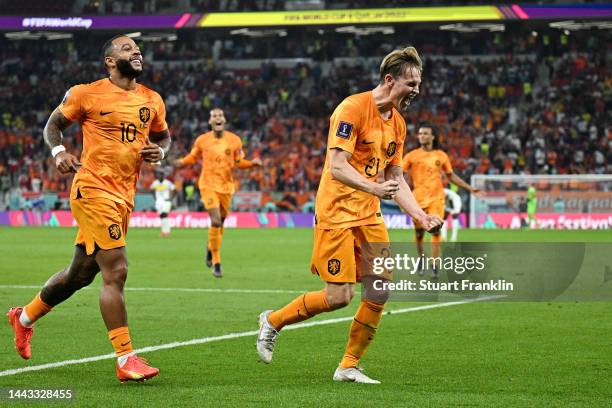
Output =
[
  {"x1": 100, "y1": 111, "x2": 114, "y2": 116},
  {"x1": 362, "y1": 140, "x2": 375, "y2": 145}
]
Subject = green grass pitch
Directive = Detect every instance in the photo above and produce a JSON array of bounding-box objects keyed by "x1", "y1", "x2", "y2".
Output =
[{"x1": 0, "y1": 227, "x2": 611, "y2": 407}]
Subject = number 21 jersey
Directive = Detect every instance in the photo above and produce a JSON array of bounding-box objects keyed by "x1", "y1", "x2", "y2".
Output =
[{"x1": 315, "y1": 91, "x2": 406, "y2": 229}]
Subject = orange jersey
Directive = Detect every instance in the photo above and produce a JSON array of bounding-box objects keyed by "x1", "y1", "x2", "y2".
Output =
[
  {"x1": 59, "y1": 78, "x2": 167, "y2": 209},
  {"x1": 402, "y1": 148, "x2": 452, "y2": 208},
  {"x1": 180, "y1": 131, "x2": 244, "y2": 194},
  {"x1": 316, "y1": 91, "x2": 406, "y2": 229}
]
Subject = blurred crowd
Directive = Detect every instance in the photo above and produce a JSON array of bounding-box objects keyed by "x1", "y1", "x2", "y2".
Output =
[{"x1": 0, "y1": 28, "x2": 609, "y2": 210}]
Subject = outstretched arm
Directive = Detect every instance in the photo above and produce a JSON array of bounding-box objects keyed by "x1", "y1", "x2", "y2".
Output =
[
  {"x1": 173, "y1": 142, "x2": 201, "y2": 168},
  {"x1": 386, "y1": 165, "x2": 443, "y2": 232},
  {"x1": 44, "y1": 108, "x2": 81, "y2": 174},
  {"x1": 449, "y1": 172, "x2": 481, "y2": 195},
  {"x1": 235, "y1": 157, "x2": 262, "y2": 169}
]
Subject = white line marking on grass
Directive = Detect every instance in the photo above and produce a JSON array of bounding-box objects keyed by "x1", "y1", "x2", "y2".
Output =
[
  {"x1": 0, "y1": 285, "x2": 303, "y2": 295},
  {"x1": 0, "y1": 295, "x2": 502, "y2": 377}
]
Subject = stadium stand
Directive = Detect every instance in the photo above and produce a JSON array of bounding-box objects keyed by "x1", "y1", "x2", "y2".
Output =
[{"x1": 0, "y1": 27, "x2": 609, "y2": 211}]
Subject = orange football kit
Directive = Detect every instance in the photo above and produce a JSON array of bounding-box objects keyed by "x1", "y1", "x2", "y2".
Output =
[
  {"x1": 402, "y1": 148, "x2": 452, "y2": 229},
  {"x1": 60, "y1": 78, "x2": 168, "y2": 254},
  {"x1": 267, "y1": 90, "x2": 406, "y2": 370}
]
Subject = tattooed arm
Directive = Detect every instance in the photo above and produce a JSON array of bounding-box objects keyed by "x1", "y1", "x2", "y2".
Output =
[{"x1": 44, "y1": 108, "x2": 81, "y2": 174}]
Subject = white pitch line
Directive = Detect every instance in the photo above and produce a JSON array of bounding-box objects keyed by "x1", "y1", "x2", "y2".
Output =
[
  {"x1": 0, "y1": 295, "x2": 501, "y2": 377},
  {"x1": 0, "y1": 285, "x2": 304, "y2": 295}
]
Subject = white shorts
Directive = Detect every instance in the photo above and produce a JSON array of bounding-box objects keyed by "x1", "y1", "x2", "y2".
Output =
[{"x1": 155, "y1": 200, "x2": 172, "y2": 214}]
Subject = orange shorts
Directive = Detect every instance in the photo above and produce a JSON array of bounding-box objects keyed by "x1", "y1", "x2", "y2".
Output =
[
  {"x1": 200, "y1": 188, "x2": 232, "y2": 217},
  {"x1": 413, "y1": 199, "x2": 445, "y2": 229},
  {"x1": 310, "y1": 223, "x2": 390, "y2": 283},
  {"x1": 71, "y1": 193, "x2": 130, "y2": 255}
]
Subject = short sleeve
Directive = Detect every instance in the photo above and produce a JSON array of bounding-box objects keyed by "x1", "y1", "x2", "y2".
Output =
[
  {"x1": 327, "y1": 99, "x2": 362, "y2": 155},
  {"x1": 151, "y1": 93, "x2": 168, "y2": 133},
  {"x1": 58, "y1": 85, "x2": 87, "y2": 122},
  {"x1": 402, "y1": 153, "x2": 412, "y2": 172},
  {"x1": 441, "y1": 151, "x2": 453, "y2": 174}
]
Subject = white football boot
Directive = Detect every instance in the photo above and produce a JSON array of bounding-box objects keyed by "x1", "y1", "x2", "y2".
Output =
[
  {"x1": 333, "y1": 366, "x2": 381, "y2": 384},
  {"x1": 257, "y1": 310, "x2": 278, "y2": 364}
]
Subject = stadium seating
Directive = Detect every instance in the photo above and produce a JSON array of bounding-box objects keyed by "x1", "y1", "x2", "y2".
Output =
[{"x1": 0, "y1": 28, "x2": 608, "y2": 211}]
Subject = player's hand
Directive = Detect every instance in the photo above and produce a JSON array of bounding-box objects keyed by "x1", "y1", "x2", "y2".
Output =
[
  {"x1": 420, "y1": 214, "x2": 444, "y2": 233},
  {"x1": 251, "y1": 158, "x2": 262, "y2": 167},
  {"x1": 55, "y1": 151, "x2": 81, "y2": 174},
  {"x1": 140, "y1": 138, "x2": 164, "y2": 163},
  {"x1": 471, "y1": 188, "x2": 484, "y2": 197},
  {"x1": 373, "y1": 180, "x2": 399, "y2": 200}
]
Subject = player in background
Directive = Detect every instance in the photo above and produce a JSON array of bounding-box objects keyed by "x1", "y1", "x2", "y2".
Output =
[
  {"x1": 7, "y1": 35, "x2": 170, "y2": 382},
  {"x1": 257, "y1": 47, "x2": 443, "y2": 384},
  {"x1": 174, "y1": 108, "x2": 261, "y2": 278},
  {"x1": 402, "y1": 124, "x2": 479, "y2": 276},
  {"x1": 150, "y1": 171, "x2": 176, "y2": 237},
  {"x1": 527, "y1": 185, "x2": 537, "y2": 228},
  {"x1": 441, "y1": 187, "x2": 462, "y2": 242}
]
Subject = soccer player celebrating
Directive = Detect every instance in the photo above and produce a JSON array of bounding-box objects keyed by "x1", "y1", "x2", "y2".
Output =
[
  {"x1": 402, "y1": 124, "x2": 479, "y2": 275},
  {"x1": 7, "y1": 35, "x2": 170, "y2": 382},
  {"x1": 174, "y1": 108, "x2": 261, "y2": 278},
  {"x1": 257, "y1": 47, "x2": 443, "y2": 384},
  {"x1": 150, "y1": 171, "x2": 176, "y2": 237}
]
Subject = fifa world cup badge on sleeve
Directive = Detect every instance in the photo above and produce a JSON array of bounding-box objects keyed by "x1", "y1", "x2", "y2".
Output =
[{"x1": 336, "y1": 121, "x2": 353, "y2": 139}]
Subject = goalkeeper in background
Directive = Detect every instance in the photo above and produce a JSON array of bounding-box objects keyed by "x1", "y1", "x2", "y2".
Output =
[{"x1": 527, "y1": 185, "x2": 537, "y2": 227}]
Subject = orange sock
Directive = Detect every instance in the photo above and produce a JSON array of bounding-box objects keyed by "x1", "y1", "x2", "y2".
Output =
[
  {"x1": 108, "y1": 326, "x2": 133, "y2": 357},
  {"x1": 415, "y1": 232, "x2": 424, "y2": 256},
  {"x1": 23, "y1": 293, "x2": 52, "y2": 324},
  {"x1": 268, "y1": 290, "x2": 331, "y2": 330},
  {"x1": 339, "y1": 301, "x2": 384, "y2": 368},
  {"x1": 208, "y1": 226, "x2": 223, "y2": 264},
  {"x1": 431, "y1": 234, "x2": 442, "y2": 258}
]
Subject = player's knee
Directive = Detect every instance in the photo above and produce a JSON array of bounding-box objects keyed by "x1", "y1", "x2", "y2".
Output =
[
  {"x1": 105, "y1": 263, "x2": 128, "y2": 286},
  {"x1": 70, "y1": 272, "x2": 96, "y2": 289},
  {"x1": 325, "y1": 285, "x2": 353, "y2": 309}
]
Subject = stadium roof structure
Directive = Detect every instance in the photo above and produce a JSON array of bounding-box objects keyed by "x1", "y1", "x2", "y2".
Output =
[{"x1": 0, "y1": 4, "x2": 611, "y2": 30}]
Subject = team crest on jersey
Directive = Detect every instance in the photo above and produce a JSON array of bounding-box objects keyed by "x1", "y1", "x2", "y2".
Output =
[
  {"x1": 328, "y1": 259, "x2": 341, "y2": 275},
  {"x1": 225, "y1": 148, "x2": 231, "y2": 156},
  {"x1": 139, "y1": 107, "x2": 151, "y2": 123},
  {"x1": 108, "y1": 224, "x2": 122, "y2": 240},
  {"x1": 435, "y1": 160, "x2": 441, "y2": 167},
  {"x1": 336, "y1": 121, "x2": 353, "y2": 140},
  {"x1": 386, "y1": 141, "x2": 397, "y2": 158}
]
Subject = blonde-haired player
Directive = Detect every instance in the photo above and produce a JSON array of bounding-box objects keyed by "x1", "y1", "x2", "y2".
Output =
[
  {"x1": 174, "y1": 108, "x2": 261, "y2": 277},
  {"x1": 257, "y1": 47, "x2": 442, "y2": 383}
]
